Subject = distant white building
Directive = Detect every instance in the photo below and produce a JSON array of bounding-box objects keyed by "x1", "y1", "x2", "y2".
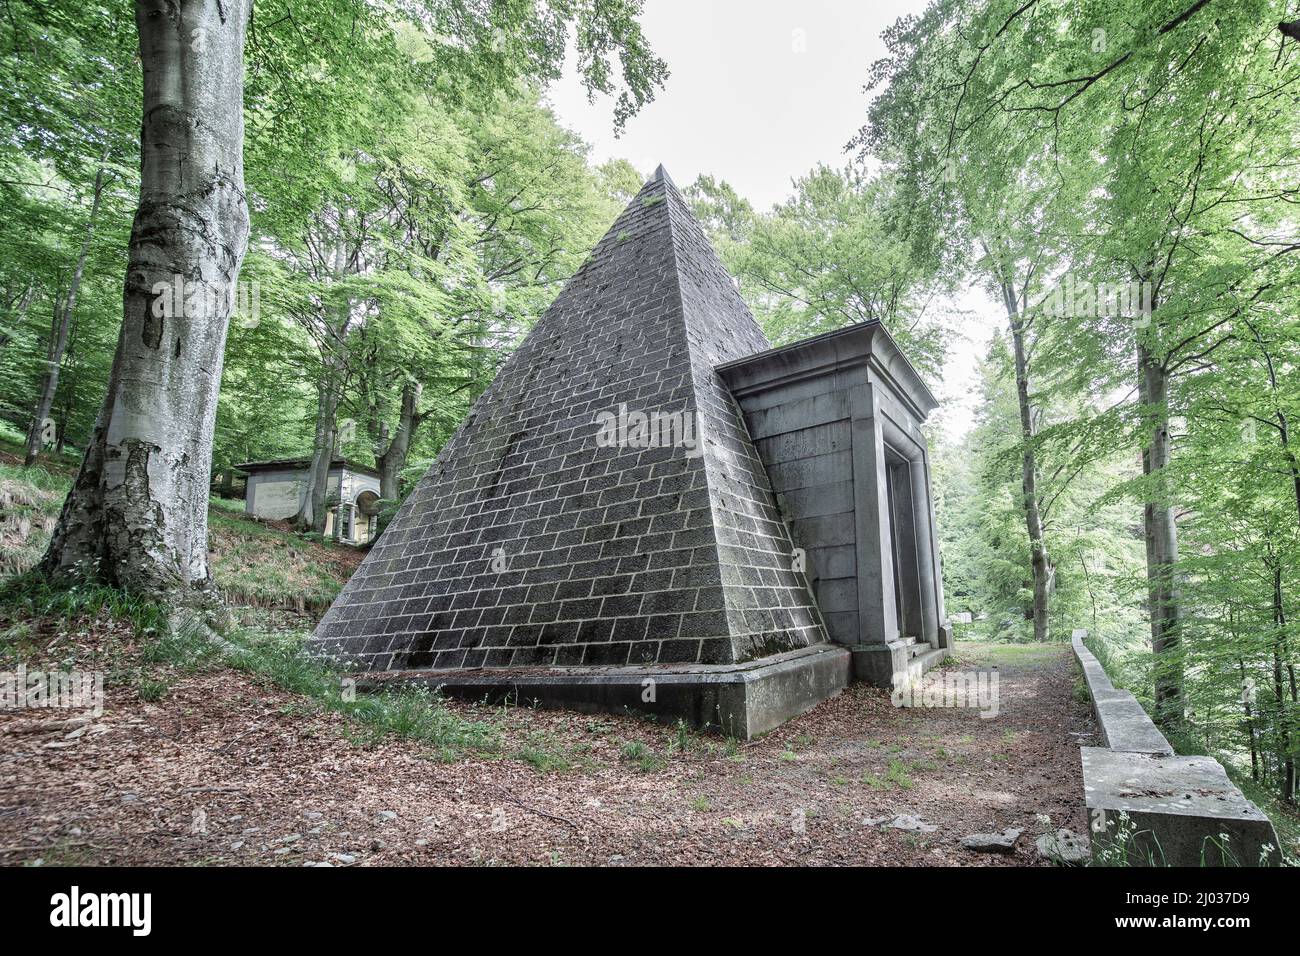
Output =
[{"x1": 235, "y1": 458, "x2": 382, "y2": 545}]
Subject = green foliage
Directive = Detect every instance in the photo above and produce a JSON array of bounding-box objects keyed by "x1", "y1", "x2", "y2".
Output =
[
  {"x1": 688, "y1": 165, "x2": 950, "y2": 378},
  {"x1": 0, "y1": 0, "x2": 666, "y2": 516},
  {"x1": 865, "y1": 0, "x2": 1300, "y2": 805},
  {"x1": 937, "y1": 336, "x2": 1147, "y2": 644}
]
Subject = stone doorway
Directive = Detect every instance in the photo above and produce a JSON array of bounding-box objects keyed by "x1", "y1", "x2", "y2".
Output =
[{"x1": 886, "y1": 446, "x2": 925, "y2": 645}]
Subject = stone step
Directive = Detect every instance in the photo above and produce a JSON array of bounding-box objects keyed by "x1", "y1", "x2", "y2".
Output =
[
  {"x1": 913, "y1": 647, "x2": 945, "y2": 670},
  {"x1": 898, "y1": 646, "x2": 948, "y2": 687}
]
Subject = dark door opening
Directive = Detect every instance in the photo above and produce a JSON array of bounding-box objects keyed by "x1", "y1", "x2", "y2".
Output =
[{"x1": 885, "y1": 446, "x2": 924, "y2": 642}]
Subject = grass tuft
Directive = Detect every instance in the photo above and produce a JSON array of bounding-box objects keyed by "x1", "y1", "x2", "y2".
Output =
[
  {"x1": 217, "y1": 627, "x2": 500, "y2": 757},
  {"x1": 0, "y1": 573, "x2": 169, "y2": 637},
  {"x1": 619, "y1": 739, "x2": 665, "y2": 772}
]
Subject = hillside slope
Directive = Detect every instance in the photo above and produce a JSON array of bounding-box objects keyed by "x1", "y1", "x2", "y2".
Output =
[{"x1": 0, "y1": 437, "x2": 359, "y2": 618}]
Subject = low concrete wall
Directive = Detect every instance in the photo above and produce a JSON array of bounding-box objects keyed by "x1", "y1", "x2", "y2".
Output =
[
  {"x1": 1072, "y1": 634, "x2": 1280, "y2": 866},
  {"x1": 1073, "y1": 634, "x2": 1174, "y2": 756}
]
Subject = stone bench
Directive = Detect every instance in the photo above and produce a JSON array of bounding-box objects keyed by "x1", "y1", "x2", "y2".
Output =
[{"x1": 1072, "y1": 633, "x2": 1280, "y2": 866}]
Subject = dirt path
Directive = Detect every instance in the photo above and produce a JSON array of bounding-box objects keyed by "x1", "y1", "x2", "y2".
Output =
[{"x1": 0, "y1": 640, "x2": 1094, "y2": 866}]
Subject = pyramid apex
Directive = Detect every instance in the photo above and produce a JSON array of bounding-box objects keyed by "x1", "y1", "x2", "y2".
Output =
[{"x1": 651, "y1": 163, "x2": 675, "y2": 187}]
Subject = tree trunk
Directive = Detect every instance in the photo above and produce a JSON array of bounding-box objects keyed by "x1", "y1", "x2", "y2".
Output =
[
  {"x1": 39, "y1": 0, "x2": 251, "y2": 606},
  {"x1": 1270, "y1": 565, "x2": 1296, "y2": 804},
  {"x1": 376, "y1": 380, "x2": 423, "y2": 500},
  {"x1": 295, "y1": 368, "x2": 341, "y2": 533},
  {"x1": 1139, "y1": 341, "x2": 1183, "y2": 728},
  {"x1": 1289, "y1": 660, "x2": 1298, "y2": 803},
  {"x1": 294, "y1": 237, "x2": 354, "y2": 534},
  {"x1": 1242, "y1": 316, "x2": 1300, "y2": 525},
  {"x1": 55, "y1": 309, "x2": 79, "y2": 455},
  {"x1": 1239, "y1": 658, "x2": 1260, "y2": 783},
  {"x1": 1001, "y1": 281, "x2": 1051, "y2": 643},
  {"x1": 24, "y1": 157, "x2": 109, "y2": 466},
  {"x1": 0, "y1": 284, "x2": 37, "y2": 353}
]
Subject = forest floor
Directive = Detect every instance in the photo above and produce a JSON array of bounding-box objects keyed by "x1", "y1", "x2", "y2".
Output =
[
  {"x1": 0, "y1": 620, "x2": 1095, "y2": 866},
  {"x1": 0, "y1": 448, "x2": 1097, "y2": 866}
]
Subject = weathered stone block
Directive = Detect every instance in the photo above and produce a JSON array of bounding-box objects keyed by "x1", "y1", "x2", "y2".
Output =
[
  {"x1": 1082, "y1": 748, "x2": 1281, "y2": 866},
  {"x1": 1073, "y1": 635, "x2": 1280, "y2": 866}
]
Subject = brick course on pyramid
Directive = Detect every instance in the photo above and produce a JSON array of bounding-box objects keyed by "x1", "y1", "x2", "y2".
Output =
[{"x1": 310, "y1": 168, "x2": 829, "y2": 672}]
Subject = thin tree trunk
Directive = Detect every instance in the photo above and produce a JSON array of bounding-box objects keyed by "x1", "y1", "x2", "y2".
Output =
[
  {"x1": 1139, "y1": 340, "x2": 1184, "y2": 728},
  {"x1": 1243, "y1": 316, "x2": 1300, "y2": 526},
  {"x1": 1239, "y1": 658, "x2": 1260, "y2": 782},
  {"x1": 1289, "y1": 661, "x2": 1298, "y2": 803},
  {"x1": 295, "y1": 238, "x2": 353, "y2": 534},
  {"x1": 55, "y1": 308, "x2": 80, "y2": 455},
  {"x1": 376, "y1": 380, "x2": 423, "y2": 500},
  {"x1": 1272, "y1": 565, "x2": 1296, "y2": 803},
  {"x1": 296, "y1": 368, "x2": 341, "y2": 533},
  {"x1": 39, "y1": 0, "x2": 251, "y2": 606},
  {"x1": 1000, "y1": 279, "x2": 1051, "y2": 642},
  {"x1": 24, "y1": 156, "x2": 109, "y2": 466},
  {"x1": 0, "y1": 284, "x2": 37, "y2": 353}
]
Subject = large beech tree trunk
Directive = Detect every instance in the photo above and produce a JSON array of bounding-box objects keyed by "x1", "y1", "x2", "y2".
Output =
[
  {"x1": 40, "y1": 0, "x2": 251, "y2": 606},
  {"x1": 25, "y1": 156, "x2": 110, "y2": 466}
]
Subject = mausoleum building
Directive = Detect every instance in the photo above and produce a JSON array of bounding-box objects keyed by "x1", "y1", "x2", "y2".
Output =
[{"x1": 310, "y1": 167, "x2": 951, "y2": 737}]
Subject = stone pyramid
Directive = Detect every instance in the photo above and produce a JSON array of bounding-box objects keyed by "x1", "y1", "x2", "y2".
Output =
[{"x1": 310, "y1": 167, "x2": 832, "y2": 680}]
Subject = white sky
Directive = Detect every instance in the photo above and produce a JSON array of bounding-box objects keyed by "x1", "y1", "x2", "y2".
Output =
[{"x1": 546, "y1": 0, "x2": 999, "y2": 441}]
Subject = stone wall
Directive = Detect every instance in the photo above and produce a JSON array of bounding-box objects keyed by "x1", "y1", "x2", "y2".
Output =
[
  {"x1": 246, "y1": 468, "x2": 339, "y2": 520},
  {"x1": 1073, "y1": 633, "x2": 1280, "y2": 866},
  {"x1": 742, "y1": 387, "x2": 858, "y2": 643}
]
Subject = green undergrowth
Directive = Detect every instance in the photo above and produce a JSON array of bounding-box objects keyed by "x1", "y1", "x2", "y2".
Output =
[
  {"x1": 952, "y1": 640, "x2": 1065, "y2": 668},
  {"x1": 206, "y1": 508, "x2": 352, "y2": 613},
  {"x1": 0, "y1": 575, "x2": 500, "y2": 760},
  {"x1": 0, "y1": 458, "x2": 70, "y2": 576},
  {"x1": 0, "y1": 574, "x2": 169, "y2": 639},
  {"x1": 0, "y1": 450, "x2": 355, "y2": 614}
]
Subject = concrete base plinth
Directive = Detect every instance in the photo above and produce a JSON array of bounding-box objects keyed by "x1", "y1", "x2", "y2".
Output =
[{"x1": 357, "y1": 644, "x2": 851, "y2": 740}]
